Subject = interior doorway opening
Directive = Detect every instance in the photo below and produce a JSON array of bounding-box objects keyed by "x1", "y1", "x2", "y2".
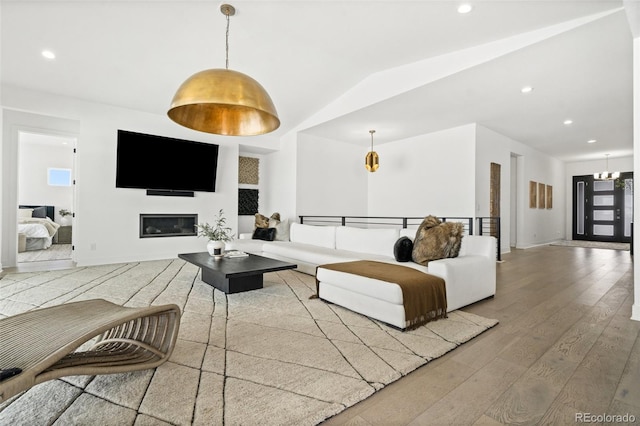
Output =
[{"x1": 17, "y1": 131, "x2": 76, "y2": 264}]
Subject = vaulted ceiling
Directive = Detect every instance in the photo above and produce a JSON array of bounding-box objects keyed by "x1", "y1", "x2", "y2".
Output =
[{"x1": 1, "y1": 0, "x2": 634, "y2": 162}]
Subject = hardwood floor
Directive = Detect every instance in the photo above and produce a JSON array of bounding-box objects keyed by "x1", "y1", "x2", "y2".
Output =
[{"x1": 323, "y1": 245, "x2": 639, "y2": 425}]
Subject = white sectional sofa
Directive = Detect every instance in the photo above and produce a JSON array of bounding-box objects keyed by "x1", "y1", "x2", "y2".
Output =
[{"x1": 228, "y1": 222, "x2": 496, "y2": 328}]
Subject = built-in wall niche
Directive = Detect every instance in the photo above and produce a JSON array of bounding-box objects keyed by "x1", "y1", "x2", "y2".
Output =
[{"x1": 140, "y1": 214, "x2": 197, "y2": 238}]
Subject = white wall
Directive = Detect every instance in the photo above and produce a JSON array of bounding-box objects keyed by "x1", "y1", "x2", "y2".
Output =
[
  {"x1": 2, "y1": 86, "x2": 239, "y2": 267},
  {"x1": 509, "y1": 138, "x2": 565, "y2": 248},
  {"x1": 263, "y1": 132, "x2": 298, "y2": 223},
  {"x1": 368, "y1": 124, "x2": 476, "y2": 217},
  {"x1": 18, "y1": 136, "x2": 75, "y2": 223},
  {"x1": 296, "y1": 133, "x2": 368, "y2": 217}
]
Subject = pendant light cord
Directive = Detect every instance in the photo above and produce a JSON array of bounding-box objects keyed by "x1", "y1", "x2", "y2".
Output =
[{"x1": 225, "y1": 11, "x2": 230, "y2": 70}]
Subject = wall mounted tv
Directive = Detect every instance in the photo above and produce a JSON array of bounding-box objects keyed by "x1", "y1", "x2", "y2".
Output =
[{"x1": 116, "y1": 130, "x2": 219, "y2": 194}]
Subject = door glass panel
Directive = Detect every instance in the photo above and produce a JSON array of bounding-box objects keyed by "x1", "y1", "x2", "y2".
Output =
[
  {"x1": 593, "y1": 224, "x2": 614, "y2": 236},
  {"x1": 593, "y1": 195, "x2": 614, "y2": 206},
  {"x1": 624, "y1": 179, "x2": 633, "y2": 237},
  {"x1": 593, "y1": 180, "x2": 614, "y2": 191},
  {"x1": 593, "y1": 210, "x2": 614, "y2": 221},
  {"x1": 577, "y1": 181, "x2": 585, "y2": 235}
]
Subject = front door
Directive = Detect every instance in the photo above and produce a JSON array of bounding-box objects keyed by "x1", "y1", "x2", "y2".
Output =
[{"x1": 572, "y1": 172, "x2": 633, "y2": 242}]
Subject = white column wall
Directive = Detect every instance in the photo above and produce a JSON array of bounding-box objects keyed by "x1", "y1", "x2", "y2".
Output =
[{"x1": 633, "y1": 37, "x2": 640, "y2": 321}]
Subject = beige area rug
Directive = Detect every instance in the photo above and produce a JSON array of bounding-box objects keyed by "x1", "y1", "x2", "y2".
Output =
[
  {"x1": 17, "y1": 244, "x2": 72, "y2": 263},
  {"x1": 550, "y1": 240, "x2": 630, "y2": 251},
  {"x1": 0, "y1": 259, "x2": 498, "y2": 425}
]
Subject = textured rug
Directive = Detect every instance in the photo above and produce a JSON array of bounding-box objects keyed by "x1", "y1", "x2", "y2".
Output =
[
  {"x1": 550, "y1": 240, "x2": 630, "y2": 251},
  {"x1": 17, "y1": 244, "x2": 72, "y2": 263},
  {"x1": 0, "y1": 259, "x2": 498, "y2": 425}
]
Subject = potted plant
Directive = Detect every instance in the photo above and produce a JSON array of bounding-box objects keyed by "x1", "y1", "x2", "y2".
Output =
[
  {"x1": 196, "y1": 209, "x2": 234, "y2": 257},
  {"x1": 59, "y1": 209, "x2": 73, "y2": 225}
]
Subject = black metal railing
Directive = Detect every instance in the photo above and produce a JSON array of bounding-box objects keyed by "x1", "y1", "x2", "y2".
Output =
[{"x1": 298, "y1": 215, "x2": 501, "y2": 260}]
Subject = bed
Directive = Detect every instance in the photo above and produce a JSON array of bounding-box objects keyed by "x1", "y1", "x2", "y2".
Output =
[{"x1": 18, "y1": 205, "x2": 60, "y2": 251}]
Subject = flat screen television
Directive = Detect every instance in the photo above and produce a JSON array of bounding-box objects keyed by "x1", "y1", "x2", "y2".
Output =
[{"x1": 116, "y1": 130, "x2": 219, "y2": 193}]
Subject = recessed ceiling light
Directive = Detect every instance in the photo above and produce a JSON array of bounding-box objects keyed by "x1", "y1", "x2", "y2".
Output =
[
  {"x1": 457, "y1": 4, "x2": 473, "y2": 14},
  {"x1": 587, "y1": 139, "x2": 597, "y2": 144},
  {"x1": 521, "y1": 86, "x2": 533, "y2": 94},
  {"x1": 563, "y1": 119, "x2": 573, "y2": 125},
  {"x1": 42, "y1": 50, "x2": 56, "y2": 60}
]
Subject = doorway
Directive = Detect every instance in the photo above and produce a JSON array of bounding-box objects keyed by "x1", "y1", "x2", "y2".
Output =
[
  {"x1": 572, "y1": 173, "x2": 633, "y2": 243},
  {"x1": 17, "y1": 132, "x2": 76, "y2": 263}
]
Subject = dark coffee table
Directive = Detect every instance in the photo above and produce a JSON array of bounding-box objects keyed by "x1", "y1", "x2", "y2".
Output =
[{"x1": 178, "y1": 252, "x2": 297, "y2": 294}]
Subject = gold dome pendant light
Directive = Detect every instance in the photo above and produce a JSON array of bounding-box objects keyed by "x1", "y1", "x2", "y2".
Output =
[
  {"x1": 168, "y1": 4, "x2": 280, "y2": 136},
  {"x1": 365, "y1": 130, "x2": 379, "y2": 172}
]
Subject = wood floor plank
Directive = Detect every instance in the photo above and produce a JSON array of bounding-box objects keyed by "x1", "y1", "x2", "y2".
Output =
[
  {"x1": 406, "y1": 358, "x2": 526, "y2": 425},
  {"x1": 324, "y1": 246, "x2": 638, "y2": 425}
]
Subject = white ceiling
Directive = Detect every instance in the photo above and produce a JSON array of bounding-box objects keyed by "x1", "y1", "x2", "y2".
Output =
[{"x1": 1, "y1": 0, "x2": 634, "y2": 162}]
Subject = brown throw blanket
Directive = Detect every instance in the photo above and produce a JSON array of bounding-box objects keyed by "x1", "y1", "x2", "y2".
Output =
[{"x1": 315, "y1": 260, "x2": 447, "y2": 329}]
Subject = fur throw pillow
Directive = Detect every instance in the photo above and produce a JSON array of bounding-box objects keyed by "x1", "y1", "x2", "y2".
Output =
[
  {"x1": 255, "y1": 212, "x2": 281, "y2": 229},
  {"x1": 411, "y1": 215, "x2": 464, "y2": 266}
]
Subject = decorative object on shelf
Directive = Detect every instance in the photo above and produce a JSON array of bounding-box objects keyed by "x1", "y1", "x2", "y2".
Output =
[
  {"x1": 239, "y1": 189, "x2": 259, "y2": 216},
  {"x1": 365, "y1": 130, "x2": 379, "y2": 172},
  {"x1": 196, "y1": 209, "x2": 234, "y2": 257},
  {"x1": 167, "y1": 3, "x2": 279, "y2": 136},
  {"x1": 239, "y1": 156, "x2": 259, "y2": 184},
  {"x1": 59, "y1": 208, "x2": 72, "y2": 225},
  {"x1": 593, "y1": 154, "x2": 620, "y2": 180}
]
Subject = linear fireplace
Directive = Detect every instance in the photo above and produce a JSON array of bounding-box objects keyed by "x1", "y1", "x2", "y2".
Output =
[{"x1": 140, "y1": 214, "x2": 197, "y2": 238}]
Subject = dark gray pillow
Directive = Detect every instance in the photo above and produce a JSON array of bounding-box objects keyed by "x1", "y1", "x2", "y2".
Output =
[
  {"x1": 394, "y1": 237, "x2": 414, "y2": 262},
  {"x1": 31, "y1": 206, "x2": 47, "y2": 218},
  {"x1": 252, "y1": 227, "x2": 276, "y2": 241}
]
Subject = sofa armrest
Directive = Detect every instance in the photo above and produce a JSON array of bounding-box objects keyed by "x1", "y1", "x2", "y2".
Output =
[{"x1": 428, "y1": 255, "x2": 496, "y2": 311}]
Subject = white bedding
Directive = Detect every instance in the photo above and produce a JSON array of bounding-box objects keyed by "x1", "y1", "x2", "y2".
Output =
[{"x1": 18, "y1": 217, "x2": 60, "y2": 251}]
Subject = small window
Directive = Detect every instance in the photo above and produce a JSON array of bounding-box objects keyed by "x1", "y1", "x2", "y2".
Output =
[{"x1": 48, "y1": 168, "x2": 72, "y2": 186}]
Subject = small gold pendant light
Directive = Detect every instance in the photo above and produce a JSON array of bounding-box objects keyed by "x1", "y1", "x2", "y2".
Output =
[
  {"x1": 365, "y1": 130, "x2": 379, "y2": 172},
  {"x1": 168, "y1": 4, "x2": 280, "y2": 136}
]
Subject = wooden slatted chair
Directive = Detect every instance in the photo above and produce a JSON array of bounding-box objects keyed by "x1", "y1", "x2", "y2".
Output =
[{"x1": 0, "y1": 299, "x2": 181, "y2": 402}]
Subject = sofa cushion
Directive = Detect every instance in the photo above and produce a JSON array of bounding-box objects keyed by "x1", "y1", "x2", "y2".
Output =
[
  {"x1": 335, "y1": 226, "x2": 399, "y2": 257},
  {"x1": 263, "y1": 242, "x2": 358, "y2": 265},
  {"x1": 289, "y1": 223, "x2": 336, "y2": 249}
]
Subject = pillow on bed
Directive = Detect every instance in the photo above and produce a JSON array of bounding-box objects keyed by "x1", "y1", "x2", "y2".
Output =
[
  {"x1": 31, "y1": 206, "x2": 47, "y2": 218},
  {"x1": 18, "y1": 208, "x2": 33, "y2": 219}
]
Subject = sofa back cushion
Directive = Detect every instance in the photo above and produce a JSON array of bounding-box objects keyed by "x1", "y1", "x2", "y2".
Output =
[
  {"x1": 289, "y1": 223, "x2": 337, "y2": 249},
  {"x1": 335, "y1": 226, "x2": 400, "y2": 257},
  {"x1": 399, "y1": 227, "x2": 418, "y2": 241}
]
